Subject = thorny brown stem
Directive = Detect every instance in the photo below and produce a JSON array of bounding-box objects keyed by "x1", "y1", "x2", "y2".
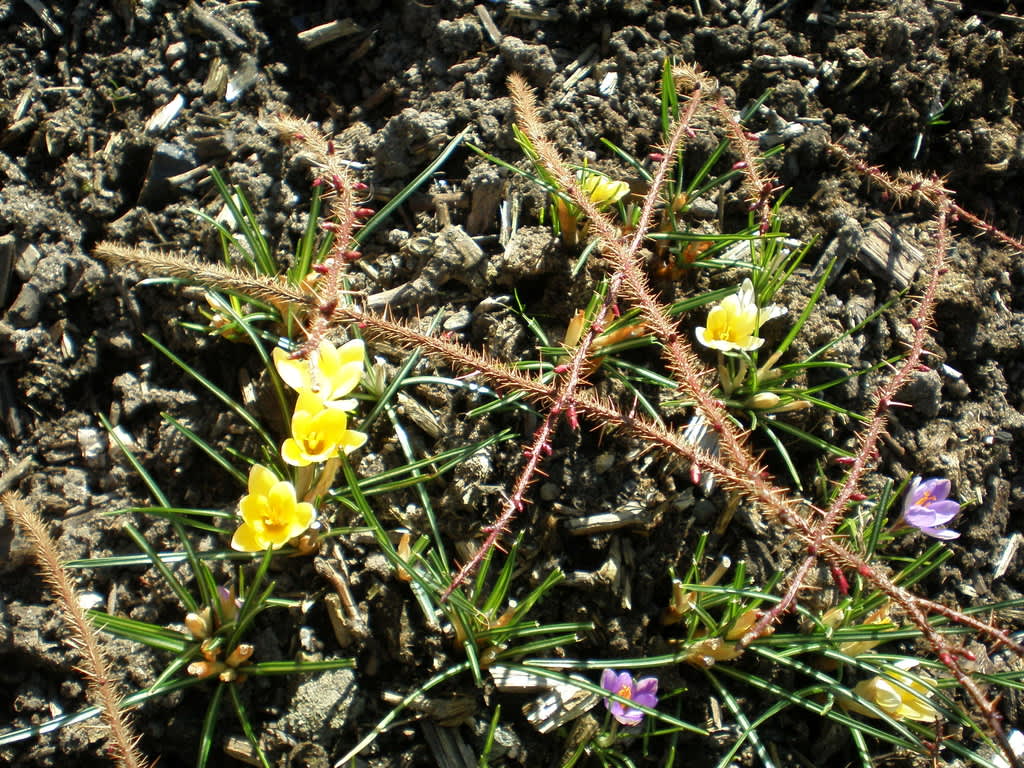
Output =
[
  {"x1": 509, "y1": 73, "x2": 780, "y2": 512},
  {"x1": 829, "y1": 140, "x2": 1024, "y2": 254},
  {"x1": 442, "y1": 299, "x2": 605, "y2": 599},
  {"x1": 265, "y1": 114, "x2": 367, "y2": 359},
  {"x1": 751, "y1": 189, "x2": 957, "y2": 651},
  {"x1": 405, "y1": 76, "x2": 1024, "y2": 762},
  {"x1": 709, "y1": 94, "x2": 779, "y2": 234}
]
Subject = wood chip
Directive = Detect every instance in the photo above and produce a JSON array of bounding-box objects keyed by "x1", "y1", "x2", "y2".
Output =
[
  {"x1": 223, "y1": 736, "x2": 261, "y2": 766},
  {"x1": 855, "y1": 219, "x2": 926, "y2": 289},
  {"x1": 523, "y1": 677, "x2": 599, "y2": 733},
  {"x1": 475, "y1": 4, "x2": 502, "y2": 45},
  {"x1": 204, "y1": 57, "x2": 230, "y2": 99},
  {"x1": 23, "y1": 0, "x2": 62, "y2": 35},
  {"x1": 506, "y1": 0, "x2": 560, "y2": 21},
  {"x1": 297, "y1": 18, "x2": 361, "y2": 49},
  {"x1": 421, "y1": 720, "x2": 476, "y2": 768},
  {"x1": 146, "y1": 93, "x2": 186, "y2": 133},
  {"x1": 560, "y1": 44, "x2": 597, "y2": 92},
  {"x1": 490, "y1": 665, "x2": 550, "y2": 692},
  {"x1": 994, "y1": 533, "x2": 1021, "y2": 580},
  {"x1": 187, "y1": 0, "x2": 245, "y2": 49},
  {"x1": 564, "y1": 504, "x2": 653, "y2": 534}
]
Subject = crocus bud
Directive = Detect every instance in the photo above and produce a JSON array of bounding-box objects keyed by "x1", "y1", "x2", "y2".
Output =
[
  {"x1": 744, "y1": 392, "x2": 780, "y2": 410},
  {"x1": 217, "y1": 586, "x2": 240, "y2": 623},
  {"x1": 187, "y1": 660, "x2": 226, "y2": 679},
  {"x1": 185, "y1": 608, "x2": 212, "y2": 640},
  {"x1": 225, "y1": 643, "x2": 254, "y2": 668}
]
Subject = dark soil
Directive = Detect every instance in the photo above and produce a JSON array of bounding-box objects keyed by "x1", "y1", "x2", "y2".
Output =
[{"x1": 2, "y1": 1, "x2": 1023, "y2": 767}]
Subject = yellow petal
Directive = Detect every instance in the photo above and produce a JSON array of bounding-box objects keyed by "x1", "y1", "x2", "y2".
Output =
[
  {"x1": 231, "y1": 522, "x2": 266, "y2": 552},
  {"x1": 309, "y1": 339, "x2": 364, "y2": 400},
  {"x1": 321, "y1": 398, "x2": 357, "y2": 412},
  {"x1": 248, "y1": 464, "x2": 278, "y2": 497},
  {"x1": 239, "y1": 493, "x2": 269, "y2": 525},
  {"x1": 869, "y1": 679, "x2": 904, "y2": 715},
  {"x1": 892, "y1": 676, "x2": 938, "y2": 721},
  {"x1": 260, "y1": 524, "x2": 295, "y2": 549},
  {"x1": 316, "y1": 339, "x2": 339, "y2": 369},
  {"x1": 317, "y1": 407, "x2": 351, "y2": 435},
  {"x1": 580, "y1": 174, "x2": 629, "y2": 206},
  {"x1": 732, "y1": 304, "x2": 759, "y2": 339},
  {"x1": 281, "y1": 438, "x2": 312, "y2": 467},
  {"x1": 267, "y1": 479, "x2": 298, "y2": 511},
  {"x1": 341, "y1": 429, "x2": 368, "y2": 454},
  {"x1": 294, "y1": 389, "x2": 327, "y2": 417},
  {"x1": 897, "y1": 695, "x2": 938, "y2": 721},
  {"x1": 705, "y1": 303, "x2": 729, "y2": 338},
  {"x1": 294, "y1": 502, "x2": 316, "y2": 532},
  {"x1": 273, "y1": 347, "x2": 311, "y2": 391},
  {"x1": 735, "y1": 334, "x2": 765, "y2": 352}
]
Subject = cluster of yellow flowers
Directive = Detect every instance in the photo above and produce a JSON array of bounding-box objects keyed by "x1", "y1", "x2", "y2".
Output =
[{"x1": 231, "y1": 338, "x2": 368, "y2": 552}]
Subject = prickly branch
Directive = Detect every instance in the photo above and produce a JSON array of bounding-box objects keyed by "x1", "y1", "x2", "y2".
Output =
[
  {"x1": 3, "y1": 492, "x2": 149, "y2": 768},
  {"x1": 264, "y1": 113, "x2": 369, "y2": 358},
  {"x1": 829, "y1": 140, "x2": 1024, "y2": 253},
  {"x1": 709, "y1": 94, "x2": 779, "y2": 234},
  {"x1": 440, "y1": 73, "x2": 712, "y2": 595}
]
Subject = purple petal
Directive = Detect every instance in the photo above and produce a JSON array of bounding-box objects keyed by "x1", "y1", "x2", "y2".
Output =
[
  {"x1": 600, "y1": 669, "x2": 619, "y2": 693},
  {"x1": 929, "y1": 500, "x2": 960, "y2": 518},
  {"x1": 614, "y1": 672, "x2": 633, "y2": 693},
  {"x1": 920, "y1": 526, "x2": 960, "y2": 540},
  {"x1": 611, "y1": 705, "x2": 644, "y2": 726},
  {"x1": 904, "y1": 502, "x2": 959, "y2": 528},
  {"x1": 632, "y1": 692, "x2": 659, "y2": 710},
  {"x1": 903, "y1": 476, "x2": 923, "y2": 513},
  {"x1": 633, "y1": 677, "x2": 659, "y2": 698},
  {"x1": 911, "y1": 477, "x2": 950, "y2": 505}
]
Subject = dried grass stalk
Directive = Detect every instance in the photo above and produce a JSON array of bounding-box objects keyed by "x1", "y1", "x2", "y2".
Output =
[{"x1": 2, "y1": 492, "x2": 149, "y2": 768}]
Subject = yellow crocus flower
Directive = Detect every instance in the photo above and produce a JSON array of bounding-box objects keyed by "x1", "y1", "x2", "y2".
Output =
[
  {"x1": 846, "y1": 659, "x2": 939, "y2": 722},
  {"x1": 579, "y1": 171, "x2": 630, "y2": 207},
  {"x1": 231, "y1": 465, "x2": 316, "y2": 552},
  {"x1": 281, "y1": 391, "x2": 368, "y2": 467},
  {"x1": 695, "y1": 278, "x2": 785, "y2": 353},
  {"x1": 273, "y1": 338, "x2": 364, "y2": 404}
]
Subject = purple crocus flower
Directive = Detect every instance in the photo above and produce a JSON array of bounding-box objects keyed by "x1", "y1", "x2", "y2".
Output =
[
  {"x1": 902, "y1": 476, "x2": 961, "y2": 540},
  {"x1": 600, "y1": 669, "x2": 658, "y2": 726}
]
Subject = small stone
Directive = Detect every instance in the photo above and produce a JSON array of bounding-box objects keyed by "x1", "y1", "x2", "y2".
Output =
[
  {"x1": 692, "y1": 499, "x2": 717, "y2": 525},
  {"x1": 900, "y1": 369, "x2": 942, "y2": 418},
  {"x1": 443, "y1": 309, "x2": 472, "y2": 331},
  {"x1": 539, "y1": 482, "x2": 559, "y2": 501},
  {"x1": 298, "y1": 626, "x2": 323, "y2": 655},
  {"x1": 594, "y1": 453, "x2": 615, "y2": 474},
  {"x1": 14, "y1": 240, "x2": 42, "y2": 280},
  {"x1": 78, "y1": 427, "x2": 108, "y2": 469},
  {"x1": 78, "y1": 592, "x2": 105, "y2": 611},
  {"x1": 279, "y1": 667, "x2": 359, "y2": 742},
  {"x1": 437, "y1": 18, "x2": 482, "y2": 54},
  {"x1": 165, "y1": 41, "x2": 187, "y2": 62},
  {"x1": 6, "y1": 282, "x2": 42, "y2": 327}
]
